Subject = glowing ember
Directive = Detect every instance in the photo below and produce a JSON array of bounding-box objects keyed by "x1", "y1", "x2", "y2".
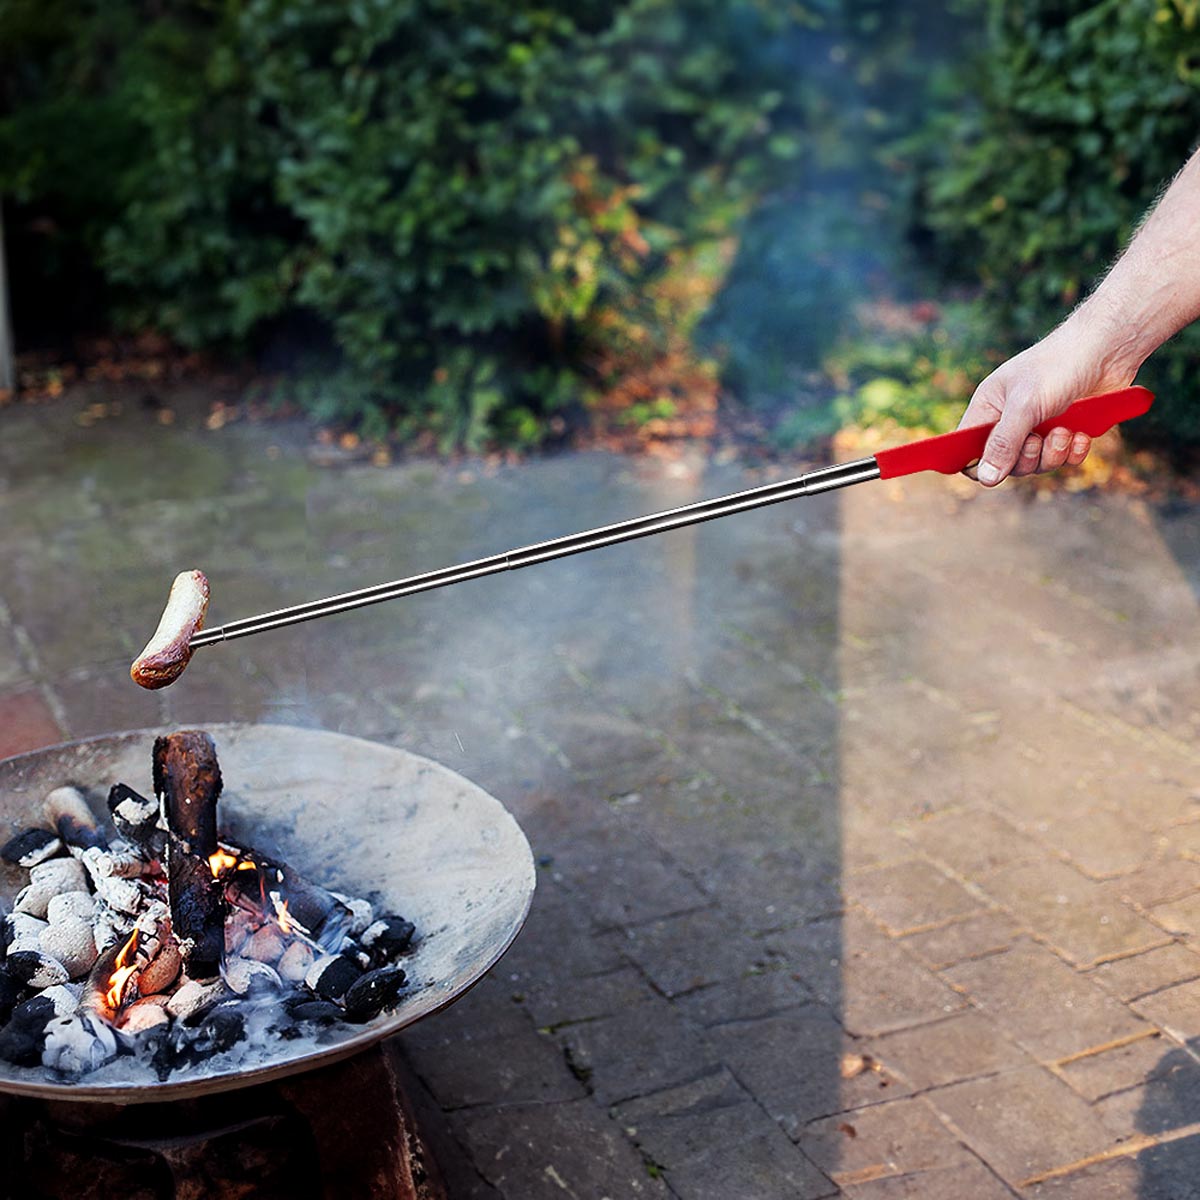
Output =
[
  {"x1": 105, "y1": 930, "x2": 140, "y2": 1011},
  {"x1": 208, "y1": 849, "x2": 239, "y2": 877}
]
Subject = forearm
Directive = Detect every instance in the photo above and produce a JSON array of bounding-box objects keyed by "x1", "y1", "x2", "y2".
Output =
[{"x1": 1065, "y1": 146, "x2": 1200, "y2": 376}]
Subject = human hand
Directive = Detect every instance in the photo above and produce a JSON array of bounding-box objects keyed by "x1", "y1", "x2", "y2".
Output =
[{"x1": 959, "y1": 321, "x2": 1138, "y2": 486}]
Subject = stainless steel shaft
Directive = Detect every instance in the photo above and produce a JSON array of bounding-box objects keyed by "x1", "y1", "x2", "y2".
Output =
[{"x1": 189, "y1": 455, "x2": 881, "y2": 647}]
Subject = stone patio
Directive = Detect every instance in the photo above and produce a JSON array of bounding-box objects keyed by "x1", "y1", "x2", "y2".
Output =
[{"x1": 3, "y1": 386, "x2": 1200, "y2": 1198}]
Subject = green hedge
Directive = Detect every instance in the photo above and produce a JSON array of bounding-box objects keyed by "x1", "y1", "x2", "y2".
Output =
[
  {"x1": 915, "y1": 0, "x2": 1200, "y2": 444},
  {"x1": 1, "y1": 0, "x2": 810, "y2": 447}
]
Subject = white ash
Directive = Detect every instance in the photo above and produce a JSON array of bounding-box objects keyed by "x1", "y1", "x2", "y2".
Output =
[
  {"x1": 41, "y1": 984, "x2": 82, "y2": 1018},
  {"x1": 333, "y1": 892, "x2": 375, "y2": 936},
  {"x1": 92, "y1": 902, "x2": 132, "y2": 954},
  {"x1": 223, "y1": 957, "x2": 281, "y2": 996},
  {"x1": 40, "y1": 916, "x2": 98, "y2": 979},
  {"x1": 42, "y1": 1013, "x2": 118, "y2": 1075},
  {"x1": 5, "y1": 912, "x2": 48, "y2": 945},
  {"x1": 89, "y1": 873, "x2": 148, "y2": 917},
  {"x1": 15, "y1": 858, "x2": 88, "y2": 918},
  {"x1": 46, "y1": 891, "x2": 95, "y2": 924},
  {"x1": 277, "y1": 941, "x2": 314, "y2": 984},
  {"x1": 78, "y1": 843, "x2": 149, "y2": 881}
]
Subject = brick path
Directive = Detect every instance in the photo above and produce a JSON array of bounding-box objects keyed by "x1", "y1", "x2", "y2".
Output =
[{"x1": 3, "y1": 388, "x2": 1200, "y2": 1197}]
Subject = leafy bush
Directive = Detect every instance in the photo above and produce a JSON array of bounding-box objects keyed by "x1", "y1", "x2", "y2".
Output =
[
  {"x1": 1, "y1": 0, "x2": 808, "y2": 447},
  {"x1": 914, "y1": 0, "x2": 1200, "y2": 445}
]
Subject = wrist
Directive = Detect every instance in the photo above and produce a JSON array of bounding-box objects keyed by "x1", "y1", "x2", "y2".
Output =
[{"x1": 1056, "y1": 297, "x2": 1149, "y2": 386}]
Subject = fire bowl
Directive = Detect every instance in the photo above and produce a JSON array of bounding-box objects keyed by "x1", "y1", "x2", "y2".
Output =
[{"x1": 0, "y1": 723, "x2": 536, "y2": 1102}]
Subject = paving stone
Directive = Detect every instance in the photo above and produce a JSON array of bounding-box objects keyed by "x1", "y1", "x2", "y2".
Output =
[
  {"x1": 873, "y1": 1012, "x2": 1030, "y2": 1091},
  {"x1": 400, "y1": 979, "x2": 584, "y2": 1110},
  {"x1": 1023, "y1": 1156, "x2": 1143, "y2": 1199},
  {"x1": 674, "y1": 965, "x2": 812, "y2": 1027},
  {"x1": 799, "y1": 1097, "x2": 971, "y2": 1186},
  {"x1": 1148, "y1": 891, "x2": 1200, "y2": 936},
  {"x1": 1102, "y1": 858, "x2": 1200, "y2": 910},
  {"x1": 904, "y1": 809, "x2": 1042, "y2": 877},
  {"x1": 452, "y1": 1099, "x2": 671, "y2": 1200},
  {"x1": 1036, "y1": 809, "x2": 1158, "y2": 878},
  {"x1": 978, "y1": 858, "x2": 1170, "y2": 967},
  {"x1": 0, "y1": 687, "x2": 63, "y2": 758},
  {"x1": 899, "y1": 912, "x2": 1020, "y2": 970},
  {"x1": 557, "y1": 996, "x2": 719, "y2": 1107},
  {"x1": 1093, "y1": 1043, "x2": 1200, "y2": 1139},
  {"x1": 1133, "y1": 978, "x2": 1200, "y2": 1041},
  {"x1": 704, "y1": 1006, "x2": 903, "y2": 1135},
  {"x1": 944, "y1": 942, "x2": 1148, "y2": 1060},
  {"x1": 549, "y1": 825, "x2": 709, "y2": 931},
  {"x1": 770, "y1": 910, "x2": 966, "y2": 1036},
  {"x1": 1088, "y1": 942, "x2": 1200, "y2": 1002},
  {"x1": 926, "y1": 1066, "x2": 1115, "y2": 1185},
  {"x1": 846, "y1": 859, "x2": 980, "y2": 935},
  {"x1": 522, "y1": 966, "x2": 657, "y2": 1032},
  {"x1": 613, "y1": 1070, "x2": 835, "y2": 1200},
  {"x1": 842, "y1": 1160, "x2": 1017, "y2": 1199},
  {"x1": 1057, "y1": 1033, "x2": 1171, "y2": 1102},
  {"x1": 607, "y1": 907, "x2": 768, "y2": 998}
]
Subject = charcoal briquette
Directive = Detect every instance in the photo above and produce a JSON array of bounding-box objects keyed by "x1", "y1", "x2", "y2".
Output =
[
  {"x1": 360, "y1": 915, "x2": 416, "y2": 963},
  {"x1": 304, "y1": 954, "x2": 362, "y2": 1002},
  {"x1": 6, "y1": 949, "x2": 69, "y2": 989},
  {"x1": 343, "y1": 967, "x2": 408, "y2": 1023},
  {"x1": 1, "y1": 828, "x2": 63, "y2": 867},
  {"x1": 0, "y1": 995, "x2": 55, "y2": 1066},
  {"x1": 286, "y1": 999, "x2": 344, "y2": 1026},
  {"x1": 0, "y1": 969, "x2": 21, "y2": 1024},
  {"x1": 198, "y1": 1007, "x2": 246, "y2": 1055}
]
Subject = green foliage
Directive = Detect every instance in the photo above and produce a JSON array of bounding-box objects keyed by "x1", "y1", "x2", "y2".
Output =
[
  {"x1": 773, "y1": 300, "x2": 998, "y2": 447},
  {"x1": 0, "y1": 0, "x2": 810, "y2": 447},
  {"x1": 914, "y1": 0, "x2": 1200, "y2": 444}
]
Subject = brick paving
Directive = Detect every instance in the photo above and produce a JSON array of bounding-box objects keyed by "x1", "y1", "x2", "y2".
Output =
[{"x1": 4, "y1": 387, "x2": 1200, "y2": 1196}]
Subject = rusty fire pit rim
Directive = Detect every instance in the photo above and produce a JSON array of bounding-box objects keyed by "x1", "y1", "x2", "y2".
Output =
[{"x1": 0, "y1": 721, "x2": 537, "y2": 1104}]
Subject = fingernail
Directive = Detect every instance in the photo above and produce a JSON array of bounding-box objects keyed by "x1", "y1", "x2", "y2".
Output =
[
  {"x1": 977, "y1": 462, "x2": 1001, "y2": 486},
  {"x1": 1051, "y1": 432, "x2": 1070, "y2": 452}
]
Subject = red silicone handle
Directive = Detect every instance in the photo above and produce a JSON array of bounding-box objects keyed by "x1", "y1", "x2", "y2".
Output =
[{"x1": 874, "y1": 385, "x2": 1154, "y2": 480}]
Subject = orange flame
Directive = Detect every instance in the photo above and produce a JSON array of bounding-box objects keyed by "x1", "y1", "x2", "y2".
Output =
[
  {"x1": 270, "y1": 892, "x2": 311, "y2": 938},
  {"x1": 105, "y1": 930, "x2": 140, "y2": 1011},
  {"x1": 208, "y1": 849, "x2": 239, "y2": 878}
]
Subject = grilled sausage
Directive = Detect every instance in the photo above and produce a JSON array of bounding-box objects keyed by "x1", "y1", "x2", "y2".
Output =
[{"x1": 130, "y1": 570, "x2": 209, "y2": 690}]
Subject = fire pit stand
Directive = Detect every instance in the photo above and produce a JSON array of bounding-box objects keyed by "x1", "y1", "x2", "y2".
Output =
[{"x1": 0, "y1": 1039, "x2": 446, "y2": 1200}]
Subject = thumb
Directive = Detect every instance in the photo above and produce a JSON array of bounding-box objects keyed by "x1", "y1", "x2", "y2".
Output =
[{"x1": 976, "y1": 398, "x2": 1039, "y2": 487}]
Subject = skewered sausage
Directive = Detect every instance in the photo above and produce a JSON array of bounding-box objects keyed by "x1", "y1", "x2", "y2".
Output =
[{"x1": 130, "y1": 570, "x2": 209, "y2": 690}]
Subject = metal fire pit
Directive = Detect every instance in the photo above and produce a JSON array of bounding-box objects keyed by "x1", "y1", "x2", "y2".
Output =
[{"x1": 0, "y1": 723, "x2": 536, "y2": 1103}]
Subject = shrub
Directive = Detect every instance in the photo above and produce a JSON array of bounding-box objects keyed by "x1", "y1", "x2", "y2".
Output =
[
  {"x1": 1, "y1": 0, "x2": 808, "y2": 448},
  {"x1": 914, "y1": 0, "x2": 1200, "y2": 445}
]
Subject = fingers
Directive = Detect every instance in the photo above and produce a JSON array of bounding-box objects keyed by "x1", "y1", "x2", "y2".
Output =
[
  {"x1": 1009, "y1": 434, "x2": 1044, "y2": 477},
  {"x1": 976, "y1": 400, "x2": 1037, "y2": 486},
  {"x1": 1066, "y1": 432, "x2": 1091, "y2": 466},
  {"x1": 1037, "y1": 427, "x2": 1075, "y2": 473}
]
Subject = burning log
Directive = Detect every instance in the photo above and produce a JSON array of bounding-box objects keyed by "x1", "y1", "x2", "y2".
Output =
[
  {"x1": 219, "y1": 847, "x2": 353, "y2": 954},
  {"x1": 154, "y1": 732, "x2": 226, "y2": 979}
]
